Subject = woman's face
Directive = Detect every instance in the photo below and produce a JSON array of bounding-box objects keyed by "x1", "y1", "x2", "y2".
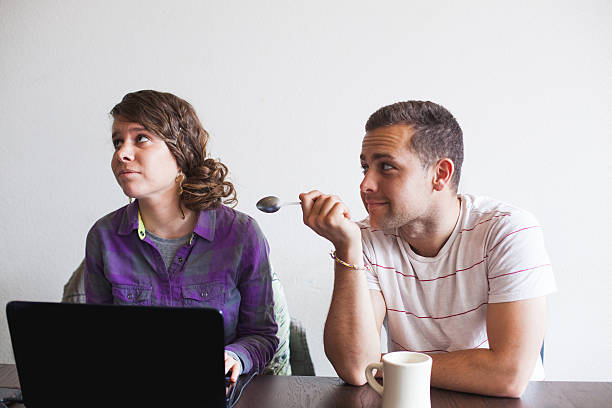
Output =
[{"x1": 111, "y1": 118, "x2": 180, "y2": 202}]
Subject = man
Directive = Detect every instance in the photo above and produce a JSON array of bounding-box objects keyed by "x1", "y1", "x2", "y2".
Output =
[{"x1": 299, "y1": 101, "x2": 556, "y2": 397}]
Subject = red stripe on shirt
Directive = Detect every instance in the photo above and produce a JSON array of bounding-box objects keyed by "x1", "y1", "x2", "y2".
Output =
[
  {"x1": 473, "y1": 338, "x2": 489, "y2": 348},
  {"x1": 360, "y1": 226, "x2": 399, "y2": 238},
  {"x1": 391, "y1": 339, "x2": 449, "y2": 353},
  {"x1": 371, "y1": 257, "x2": 487, "y2": 282},
  {"x1": 487, "y1": 226, "x2": 541, "y2": 254},
  {"x1": 459, "y1": 214, "x2": 511, "y2": 233},
  {"x1": 387, "y1": 302, "x2": 488, "y2": 320},
  {"x1": 390, "y1": 337, "x2": 489, "y2": 353},
  {"x1": 488, "y1": 264, "x2": 551, "y2": 280}
]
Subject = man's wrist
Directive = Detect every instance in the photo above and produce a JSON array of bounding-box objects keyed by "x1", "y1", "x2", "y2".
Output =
[{"x1": 333, "y1": 241, "x2": 363, "y2": 265}]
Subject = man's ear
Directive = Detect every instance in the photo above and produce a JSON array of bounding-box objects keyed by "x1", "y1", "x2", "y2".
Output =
[{"x1": 432, "y1": 158, "x2": 455, "y2": 191}]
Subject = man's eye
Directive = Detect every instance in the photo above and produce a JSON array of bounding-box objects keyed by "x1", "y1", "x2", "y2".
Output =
[
  {"x1": 112, "y1": 139, "x2": 123, "y2": 149},
  {"x1": 361, "y1": 165, "x2": 369, "y2": 174},
  {"x1": 137, "y1": 134, "x2": 150, "y2": 143},
  {"x1": 381, "y1": 163, "x2": 394, "y2": 170}
]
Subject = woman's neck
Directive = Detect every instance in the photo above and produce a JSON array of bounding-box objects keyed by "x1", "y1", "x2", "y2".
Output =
[{"x1": 137, "y1": 196, "x2": 198, "y2": 239}]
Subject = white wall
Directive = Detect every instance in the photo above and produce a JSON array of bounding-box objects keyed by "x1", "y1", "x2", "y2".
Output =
[{"x1": 1, "y1": 0, "x2": 611, "y2": 380}]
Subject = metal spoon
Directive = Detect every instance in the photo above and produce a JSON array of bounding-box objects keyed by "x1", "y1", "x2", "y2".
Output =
[{"x1": 256, "y1": 196, "x2": 301, "y2": 213}]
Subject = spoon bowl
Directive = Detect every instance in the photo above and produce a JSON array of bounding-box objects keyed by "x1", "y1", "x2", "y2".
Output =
[{"x1": 256, "y1": 196, "x2": 300, "y2": 213}]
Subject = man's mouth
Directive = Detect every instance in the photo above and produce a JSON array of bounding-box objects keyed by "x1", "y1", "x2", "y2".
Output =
[{"x1": 366, "y1": 201, "x2": 387, "y2": 210}]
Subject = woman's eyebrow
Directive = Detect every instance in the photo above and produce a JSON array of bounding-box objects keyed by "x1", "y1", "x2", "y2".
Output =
[{"x1": 111, "y1": 127, "x2": 148, "y2": 138}]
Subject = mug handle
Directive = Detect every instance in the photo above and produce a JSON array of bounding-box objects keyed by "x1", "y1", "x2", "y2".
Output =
[{"x1": 365, "y1": 362, "x2": 384, "y2": 396}]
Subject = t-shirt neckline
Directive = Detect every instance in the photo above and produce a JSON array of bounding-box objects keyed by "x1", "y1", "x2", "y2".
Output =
[{"x1": 397, "y1": 195, "x2": 466, "y2": 263}]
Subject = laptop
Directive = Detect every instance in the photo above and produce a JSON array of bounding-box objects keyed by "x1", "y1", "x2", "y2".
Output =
[{"x1": 6, "y1": 301, "x2": 229, "y2": 407}]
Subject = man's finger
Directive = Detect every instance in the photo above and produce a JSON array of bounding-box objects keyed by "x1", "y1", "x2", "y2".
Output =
[
  {"x1": 309, "y1": 194, "x2": 326, "y2": 218},
  {"x1": 299, "y1": 190, "x2": 321, "y2": 223},
  {"x1": 328, "y1": 202, "x2": 350, "y2": 224},
  {"x1": 317, "y1": 196, "x2": 341, "y2": 222}
]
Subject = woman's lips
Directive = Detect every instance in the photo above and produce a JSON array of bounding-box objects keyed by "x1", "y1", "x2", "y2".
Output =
[{"x1": 117, "y1": 170, "x2": 139, "y2": 177}]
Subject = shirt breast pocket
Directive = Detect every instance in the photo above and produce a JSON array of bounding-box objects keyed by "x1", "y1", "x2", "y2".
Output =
[
  {"x1": 182, "y1": 282, "x2": 226, "y2": 309},
  {"x1": 112, "y1": 284, "x2": 152, "y2": 306}
]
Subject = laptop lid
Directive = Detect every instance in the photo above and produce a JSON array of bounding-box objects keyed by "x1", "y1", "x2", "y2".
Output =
[{"x1": 6, "y1": 301, "x2": 226, "y2": 408}]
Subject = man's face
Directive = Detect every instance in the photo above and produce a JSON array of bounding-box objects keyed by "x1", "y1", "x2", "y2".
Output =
[{"x1": 360, "y1": 124, "x2": 435, "y2": 230}]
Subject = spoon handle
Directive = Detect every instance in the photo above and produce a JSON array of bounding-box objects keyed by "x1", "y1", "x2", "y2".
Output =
[{"x1": 284, "y1": 201, "x2": 301, "y2": 206}]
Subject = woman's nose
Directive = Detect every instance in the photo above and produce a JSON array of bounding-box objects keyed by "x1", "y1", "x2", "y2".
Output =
[{"x1": 116, "y1": 143, "x2": 134, "y2": 162}]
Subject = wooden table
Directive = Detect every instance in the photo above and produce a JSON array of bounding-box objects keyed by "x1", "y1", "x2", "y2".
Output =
[{"x1": 2, "y1": 364, "x2": 611, "y2": 407}]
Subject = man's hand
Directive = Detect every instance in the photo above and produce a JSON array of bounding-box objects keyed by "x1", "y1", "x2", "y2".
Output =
[
  {"x1": 224, "y1": 351, "x2": 241, "y2": 382},
  {"x1": 299, "y1": 190, "x2": 361, "y2": 250}
]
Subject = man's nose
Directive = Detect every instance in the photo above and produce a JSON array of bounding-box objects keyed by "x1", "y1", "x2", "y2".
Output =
[{"x1": 360, "y1": 170, "x2": 377, "y2": 193}]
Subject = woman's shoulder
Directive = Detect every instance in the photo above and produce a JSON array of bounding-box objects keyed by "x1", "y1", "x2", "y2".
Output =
[
  {"x1": 214, "y1": 204, "x2": 266, "y2": 238},
  {"x1": 87, "y1": 204, "x2": 133, "y2": 237}
]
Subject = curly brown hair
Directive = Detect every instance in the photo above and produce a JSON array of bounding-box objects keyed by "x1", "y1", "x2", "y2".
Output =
[{"x1": 110, "y1": 90, "x2": 237, "y2": 210}]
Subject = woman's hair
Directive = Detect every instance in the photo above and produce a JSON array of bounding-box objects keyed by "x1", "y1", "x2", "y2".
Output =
[{"x1": 110, "y1": 90, "x2": 237, "y2": 210}]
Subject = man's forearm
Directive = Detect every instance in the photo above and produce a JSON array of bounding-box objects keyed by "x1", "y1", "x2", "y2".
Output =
[
  {"x1": 323, "y1": 246, "x2": 381, "y2": 385},
  {"x1": 429, "y1": 348, "x2": 536, "y2": 397}
]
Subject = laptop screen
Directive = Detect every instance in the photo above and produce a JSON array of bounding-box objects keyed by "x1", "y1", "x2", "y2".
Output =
[{"x1": 7, "y1": 301, "x2": 226, "y2": 408}]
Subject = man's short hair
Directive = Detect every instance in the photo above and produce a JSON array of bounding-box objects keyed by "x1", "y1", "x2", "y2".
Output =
[{"x1": 365, "y1": 101, "x2": 464, "y2": 190}]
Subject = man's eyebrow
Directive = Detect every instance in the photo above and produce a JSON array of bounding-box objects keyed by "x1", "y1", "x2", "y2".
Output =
[{"x1": 360, "y1": 153, "x2": 395, "y2": 161}]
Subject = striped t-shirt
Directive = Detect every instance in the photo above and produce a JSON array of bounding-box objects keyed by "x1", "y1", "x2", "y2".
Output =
[{"x1": 362, "y1": 194, "x2": 556, "y2": 380}]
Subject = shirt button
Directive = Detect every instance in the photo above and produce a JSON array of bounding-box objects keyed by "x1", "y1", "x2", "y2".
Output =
[
  {"x1": 178, "y1": 257, "x2": 183, "y2": 263},
  {"x1": 127, "y1": 294, "x2": 133, "y2": 299},
  {"x1": 201, "y1": 291, "x2": 207, "y2": 297}
]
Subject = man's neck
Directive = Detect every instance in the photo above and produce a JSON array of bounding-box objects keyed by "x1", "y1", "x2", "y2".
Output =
[
  {"x1": 399, "y1": 194, "x2": 461, "y2": 258},
  {"x1": 138, "y1": 195, "x2": 198, "y2": 239}
]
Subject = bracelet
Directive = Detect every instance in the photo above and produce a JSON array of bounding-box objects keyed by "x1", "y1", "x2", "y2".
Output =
[{"x1": 330, "y1": 251, "x2": 370, "y2": 271}]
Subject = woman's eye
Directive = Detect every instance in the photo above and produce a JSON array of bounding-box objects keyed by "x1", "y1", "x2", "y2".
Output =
[{"x1": 137, "y1": 134, "x2": 150, "y2": 143}]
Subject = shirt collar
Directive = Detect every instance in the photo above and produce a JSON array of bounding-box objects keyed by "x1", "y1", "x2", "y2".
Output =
[
  {"x1": 116, "y1": 200, "x2": 216, "y2": 242},
  {"x1": 117, "y1": 200, "x2": 140, "y2": 236},
  {"x1": 192, "y1": 207, "x2": 216, "y2": 242}
]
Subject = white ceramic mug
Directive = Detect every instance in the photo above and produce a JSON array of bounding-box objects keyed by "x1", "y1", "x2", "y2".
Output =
[{"x1": 365, "y1": 351, "x2": 432, "y2": 408}]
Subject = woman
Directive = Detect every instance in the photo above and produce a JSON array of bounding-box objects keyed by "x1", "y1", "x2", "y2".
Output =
[{"x1": 85, "y1": 90, "x2": 278, "y2": 381}]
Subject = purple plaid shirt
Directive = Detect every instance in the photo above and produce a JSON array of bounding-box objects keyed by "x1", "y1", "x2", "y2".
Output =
[{"x1": 85, "y1": 200, "x2": 278, "y2": 374}]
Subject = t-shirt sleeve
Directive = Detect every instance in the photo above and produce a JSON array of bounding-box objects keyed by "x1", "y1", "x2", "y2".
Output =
[
  {"x1": 361, "y1": 229, "x2": 381, "y2": 291},
  {"x1": 486, "y1": 210, "x2": 557, "y2": 303}
]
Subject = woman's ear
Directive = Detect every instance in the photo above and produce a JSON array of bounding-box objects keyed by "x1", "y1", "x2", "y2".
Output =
[{"x1": 432, "y1": 158, "x2": 455, "y2": 191}]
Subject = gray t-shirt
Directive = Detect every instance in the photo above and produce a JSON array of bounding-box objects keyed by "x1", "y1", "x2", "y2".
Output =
[{"x1": 147, "y1": 230, "x2": 192, "y2": 270}]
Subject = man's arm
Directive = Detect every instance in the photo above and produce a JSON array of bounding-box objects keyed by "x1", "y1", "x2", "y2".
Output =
[
  {"x1": 299, "y1": 190, "x2": 386, "y2": 385},
  {"x1": 429, "y1": 296, "x2": 546, "y2": 397},
  {"x1": 324, "y1": 266, "x2": 386, "y2": 385}
]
